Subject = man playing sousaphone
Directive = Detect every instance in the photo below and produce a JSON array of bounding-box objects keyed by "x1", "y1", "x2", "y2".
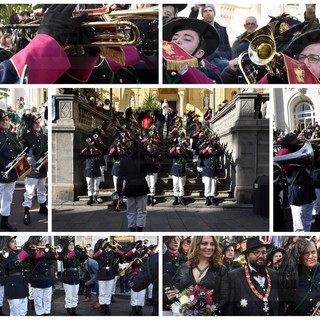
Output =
[
  {"x1": 163, "y1": 17, "x2": 222, "y2": 84},
  {"x1": 0, "y1": 109, "x2": 25, "y2": 231}
]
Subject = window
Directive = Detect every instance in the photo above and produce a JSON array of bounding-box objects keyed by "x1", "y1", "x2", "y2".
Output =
[{"x1": 293, "y1": 102, "x2": 315, "y2": 131}]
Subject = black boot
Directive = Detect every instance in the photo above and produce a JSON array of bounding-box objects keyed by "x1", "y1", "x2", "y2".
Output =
[
  {"x1": 67, "y1": 308, "x2": 72, "y2": 316},
  {"x1": 147, "y1": 195, "x2": 151, "y2": 205},
  {"x1": 0, "y1": 216, "x2": 17, "y2": 231},
  {"x1": 24, "y1": 207, "x2": 31, "y2": 225},
  {"x1": 205, "y1": 197, "x2": 211, "y2": 206},
  {"x1": 172, "y1": 196, "x2": 179, "y2": 205},
  {"x1": 87, "y1": 196, "x2": 94, "y2": 205},
  {"x1": 93, "y1": 196, "x2": 103, "y2": 204},
  {"x1": 136, "y1": 306, "x2": 143, "y2": 315},
  {"x1": 130, "y1": 227, "x2": 136, "y2": 232},
  {"x1": 146, "y1": 298, "x2": 153, "y2": 306},
  {"x1": 130, "y1": 306, "x2": 137, "y2": 316},
  {"x1": 71, "y1": 307, "x2": 77, "y2": 316},
  {"x1": 211, "y1": 196, "x2": 217, "y2": 206},
  {"x1": 100, "y1": 305, "x2": 106, "y2": 315},
  {"x1": 137, "y1": 227, "x2": 143, "y2": 232},
  {"x1": 105, "y1": 305, "x2": 112, "y2": 315},
  {"x1": 179, "y1": 197, "x2": 185, "y2": 206},
  {"x1": 39, "y1": 202, "x2": 48, "y2": 214},
  {"x1": 0, "y1": 306, "x2": 5, "y2": 316},
  {"x1": 150, "y1": 196, "x2": 155, "y2": 206}
]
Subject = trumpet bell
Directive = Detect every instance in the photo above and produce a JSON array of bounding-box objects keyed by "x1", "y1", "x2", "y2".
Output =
[{"x1": 249, "y1": 35, "x2": 276, "y2": 65}]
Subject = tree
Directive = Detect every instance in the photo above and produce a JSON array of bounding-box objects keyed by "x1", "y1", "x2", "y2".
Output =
[
  {"x1": 0, "y1": 88, "x2": 10, "y2": 100},
  {"x1": 141, "y1": 93, "x2": 160, "y2": 113}
]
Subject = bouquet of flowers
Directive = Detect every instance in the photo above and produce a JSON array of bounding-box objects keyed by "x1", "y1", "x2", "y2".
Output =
[{"x1": 171, "y1": 285, "x2": 218, "y2": 316}]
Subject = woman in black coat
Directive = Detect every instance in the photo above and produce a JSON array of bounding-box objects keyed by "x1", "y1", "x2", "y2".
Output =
[{"x1": 165, "y1": 236, "x2": 229, "y2": 315}]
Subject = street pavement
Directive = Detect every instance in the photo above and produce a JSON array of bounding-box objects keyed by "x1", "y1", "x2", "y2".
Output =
[
  {"x1": 1, "y1": 286, "x2": 154, "y2": 316},
  {"x1": 6, "y1": 182, "x2": 48, "y2": 232},
  {"x1": 52, "y1": 201, "x2": 268, "y2": 232}
]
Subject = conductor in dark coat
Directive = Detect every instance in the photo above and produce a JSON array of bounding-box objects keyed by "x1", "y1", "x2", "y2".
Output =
[
  {"x1": 224, "y1": 237, "x2": 281, "y2": 316},
  {"x1": 117, "y1": 143, "x2": 150, "y2": 232}
]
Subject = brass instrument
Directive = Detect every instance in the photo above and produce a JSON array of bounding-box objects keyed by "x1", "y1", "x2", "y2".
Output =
[
  {"x1": 35, "y1": 151, "x2": 48, "y2": 172},
  {"x1": 0, "y1": 248, "x2": 9, "y2": 258},
  {"x1": 310, "y1": 300, "x2": 320, "y2": 316},
  {"x1": 1, "y1": 147, "x2": 28, "y2": 179},
  {"x1": 238, "y1": 23, "x2": 282, "y2": 84},
  {"x1": 3, "y1": 6, "x2": 159, "y2": 49},
  {"x1": 110, "y1": 240, "x2": 122, "y2": 249},
  {"x1": 233, "y1": 254, "x2": 246, "y2": 266},
  {"x1": 119, "y1": 253, "x2": 149, "y2": 276}
]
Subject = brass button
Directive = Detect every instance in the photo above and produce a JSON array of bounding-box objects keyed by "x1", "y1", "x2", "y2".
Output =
[{"x1": 171, "y1": 72, "x2": 176, "y2": 76}]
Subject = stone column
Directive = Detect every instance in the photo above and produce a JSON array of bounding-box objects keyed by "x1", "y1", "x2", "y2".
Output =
[{"x1": 178, "y1": 89, "x2": 185, "y2": 117}]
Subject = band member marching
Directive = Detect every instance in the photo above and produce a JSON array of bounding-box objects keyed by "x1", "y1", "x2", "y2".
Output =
[
  {"x1": 0, "y1": 109, "x2": 23, "y2": 231},
  {"x1": 23, "y1": 236, "x2": 58, "y2": 316},
  {"x1": 168, "y1": 133, "x2": 190, "y2": 205},
  {"x1": 125, "y1": 240, "x2": 150, "y2": 315},
  {"x1": 58, "y1": 237, "x2": 89, "y2": 316},
  {"x1": 199, "y1": 138, "x2": 224, "y2": 206},
  {"x1": 1, "y1": 236, "x2": 29, "y2": 316},
  {"x1": 17, "y1": 114, "x2": 48, "y2": 225},
  {"x1": 93, "y1": 238, "x2": 124, "y2": 315}
]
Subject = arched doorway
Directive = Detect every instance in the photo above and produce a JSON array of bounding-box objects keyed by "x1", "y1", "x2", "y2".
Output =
[{"x1": 293, "y1": 102, "x2": 315, "y2": 131}]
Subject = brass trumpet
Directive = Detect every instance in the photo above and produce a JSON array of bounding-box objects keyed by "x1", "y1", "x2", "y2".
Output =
[
  {"x1": 1, "y1": 147, "x2": 28, "y2": 179},
  {"x1": 3, "y1": 6, "x2": 158, "y2": 48},
  {"x1": 110, "y1": 240, "x2": 122, "y2": 249},
  {"x1": 0, "y1": 247, "x2": 9, "y2": 258},
  {"x1": 34, "y1": 151, "x2": 48, "y2": 172}
]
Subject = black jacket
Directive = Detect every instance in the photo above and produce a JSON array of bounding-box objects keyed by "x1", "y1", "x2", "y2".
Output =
[{"x1": 175, "y1": 263, "x2": 229, "y2": 312}]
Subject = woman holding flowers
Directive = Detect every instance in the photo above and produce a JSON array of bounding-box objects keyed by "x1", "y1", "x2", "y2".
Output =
[{"x1": 165, "y1": 236, "x2": 229, "y2": 315}]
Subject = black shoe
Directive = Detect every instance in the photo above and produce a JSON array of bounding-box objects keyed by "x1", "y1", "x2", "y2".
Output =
[
  {"x1": 100, "y1": 305, "x2": 106, "y2": 315},
  {"x1": 172, "y1": 196, "x2": 179, "y2": 205},
  {"x1": 147, "y1": 195, "x2": 151, "y2": 205},
  {"x1": 137, "y1": 227, "x2": 143, "y2": 232},
  {"x1": 146, "y1": 298, "x2": 153, "y2": 306},
  {"x1": 39, "y1": 202, "x2": 48, "y2": 214},
  {"x1": 71, "y1": 307, "x2": 77, "y2": 316},
  {"x1": 211, "y1": 197, "x2": 217, "y2": 206},
  {"x1": 130, "y1": 306, "x2": 137, "y2": 316},
  {"x1": 0, "y1": 216, "x2": 17, "y2": 231},
  {"x1": 105, "y1": 305, "x2": 112, "y2": 315},
  {"x1": 136, "y1": 306, "x2": 143, "y2": 316},
  {"x1": 179, "y1": 197, "x2": 185, "y2": 206},
  {"x1": 44, "y1": 314, "x2": 50, "y2": 316},
  {"x1": 205, "y1": 197, "x2": 211, "y2": 206},
  {"x1": 24, "y1": 207, "x2": 31, "y2": 225},
  {"x1": 130, "y1": 227, "x2": 136, "y2": 232},
  {"x1": 94, "y1": 196, "x2": 103, "y2": 204},
  {"x1": 151, "y1": 196, "x2": 155, "y2": 206},
  {"x1": 67, "y1": 308, "x2": 72, "y2": 316},
  {"x1": 87, "y1": 196, "x2": 94, "y2": 205}
]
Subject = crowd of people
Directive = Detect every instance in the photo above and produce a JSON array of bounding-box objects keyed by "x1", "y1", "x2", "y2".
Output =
[
  {"x1": 0, "y1": 236, "x2": 158, "y2": 316},
  {"x1": 163, "y1": 235, "x2": 320, "y2": 316},
  {"x1": 0, "y1": 102, "x2": 48, "y2": 231},
  {"x1": 163, "y1": 3, "x2": 320, "y2": 84},
  {"x1": 77, "y1": 90, "x2": 226, "y2": 231},
  {"x1": 274, "y1": 128, "x2": 320, "y2": 232},
  {"x1": 0, "y1": 4, "x2": 158, "y2": 84}
]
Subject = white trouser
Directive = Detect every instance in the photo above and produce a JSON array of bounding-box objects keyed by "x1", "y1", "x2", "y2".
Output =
[
  {"x1": 126, "y1": 196, "x2": 147, "y2": 228},
  {"x1": 172, "y1": 176, "x2": 186, "y2": 197},
  {"x1": 63, "y1": 283, "x2": 79, "y2": 308},
  {"x1": 33, "y1": 287, "x2": 52, "y2": 315},
  {"x1": 147, "y1": 283, "x2": 153, "y2": 299},
  {"x1": 111, "y1": 276, "x2": 119, "y2": 295},
  {"x1": 146, "y1": 173, "x2": 158, "y2": 196},
  {"x1": 8, "y1": 297, "x2": 28, "y2": 316},
  {"x1": 0, "y1": 285, "x2": 4, "y2": 306},
  {"x1": 202, "y1": 176, "x2": 217, "y2": 197},
  {"x1": 86, "y1": 177, "x2": 100, "y2": 196},
  {"x1": 130, "y1": 289, "x2": 146, "y2": 306},
  {"x1": 99, "y1": 166, "x2": 105, "y2": 182},
  {"x1": 22, "y1": 177, "x2": 46, "y2": 208},
  {"x1": 98, "y1": 279, "x2": 114, "y2": 305},
  {"x1": 0, "y1": 181, "x2": 16, "y2": 216},
  {"x1": 113, "y1": 176, "x2": 125, "y2": 192},
  {"x1": 290, "y1": 202, "x2": 314, "y2": 232},
  {"x1": 312, "y1": 188, "x2": 320, "y2": 215},
  {"x1": 28, "y1": 284, "x2": 33, "y2": 300}
]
